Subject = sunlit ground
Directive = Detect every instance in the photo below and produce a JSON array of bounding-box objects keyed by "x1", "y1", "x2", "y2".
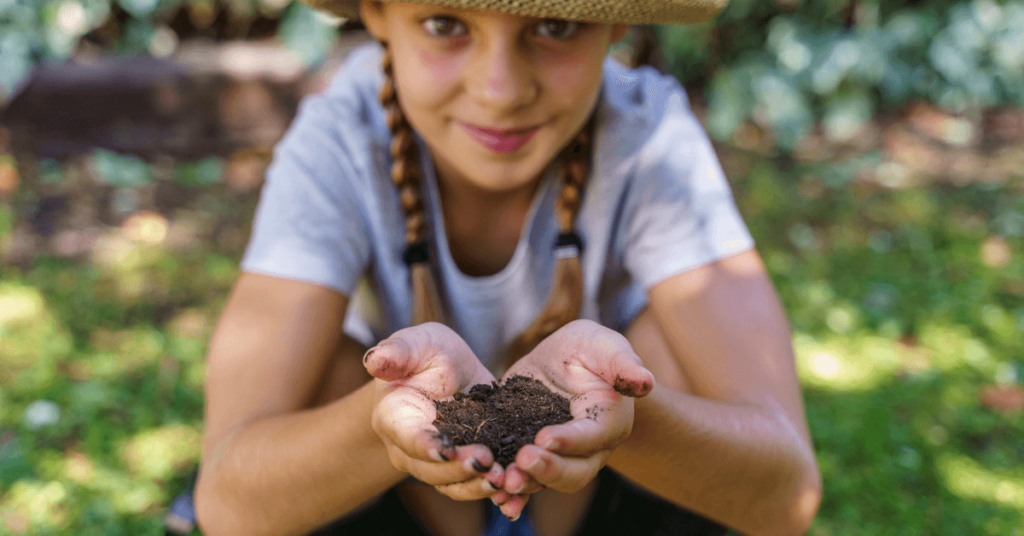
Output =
[{"x1": 1, "y1": 100, "x2": 1022, "y2": 536}]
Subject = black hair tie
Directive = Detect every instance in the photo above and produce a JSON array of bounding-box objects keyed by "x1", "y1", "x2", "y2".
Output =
[
  {"x1": 554, "y1": 232, "x2": 584, "y2": 252},
  {"x1": 403, "y1": 242, "x2": 429, "y2": 265}
]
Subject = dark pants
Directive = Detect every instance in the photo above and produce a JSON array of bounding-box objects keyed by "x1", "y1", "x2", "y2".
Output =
[{"x1": 307, "y1": 469, "x2": 729, "y2": 536}]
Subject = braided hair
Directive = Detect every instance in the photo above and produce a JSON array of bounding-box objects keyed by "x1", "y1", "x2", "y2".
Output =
[
  {"x1": 380, "y1": 42, "x2": 447, "y2": 326},
  {"x1": 379, "y1": 42, "x2": 595, "y2": 371}
]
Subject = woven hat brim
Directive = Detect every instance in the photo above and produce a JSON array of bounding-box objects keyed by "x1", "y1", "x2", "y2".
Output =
[{"x1": 301, "y1": 0, "x2": 727, "y2": 25}]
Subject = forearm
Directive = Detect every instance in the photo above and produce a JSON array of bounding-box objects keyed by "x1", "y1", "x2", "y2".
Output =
[
  {"x1": 607, "y1": 385, "x2": 821, "y2": 536},
  {"x1": 195, "y1": 381, "x2": 406, "y2": 536}
]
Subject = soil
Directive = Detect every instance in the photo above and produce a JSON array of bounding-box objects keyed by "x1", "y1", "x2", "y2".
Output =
[{"x1": 433, "y1": 375, "x2": 572, "y2": 467}]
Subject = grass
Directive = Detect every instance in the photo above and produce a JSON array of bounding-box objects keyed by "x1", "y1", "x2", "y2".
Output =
[{"x1": 0, "y1": 117, "x2": 1022, "y2": 535}]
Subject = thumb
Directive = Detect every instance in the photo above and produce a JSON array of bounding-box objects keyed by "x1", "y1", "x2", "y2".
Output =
[
  {"x1": 604, "y1": 357, "x2": 655, "y2": 398},
  {"x1": 363, "y1": 337, "x2": 418, "y2": 382},
  {"x1": 363, "y1": 323, "x2": 484, "y2": 393},
  {"x1": 580, "y1": 334, "x2": 655, "y2": 398}
]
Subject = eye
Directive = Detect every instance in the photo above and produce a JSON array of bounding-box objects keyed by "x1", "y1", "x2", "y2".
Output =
[
  {"x1": 422, "y1": 16, "x2": 467, "y2": 37},
  {"x1": 535, "y1": 19, "x2": 579, "y2": 39}
]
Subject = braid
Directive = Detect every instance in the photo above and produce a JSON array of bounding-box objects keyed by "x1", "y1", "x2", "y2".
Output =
[
  {"x1": 501, "y1": 114, "x2": 596, "y2": 371},
  {"x1": 380, "y1": 42, "x2": 446, "y2": 326}
]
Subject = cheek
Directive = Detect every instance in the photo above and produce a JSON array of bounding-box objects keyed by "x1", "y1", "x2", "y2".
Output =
[
  {"x1": 418, "y1": 48, "x2": 463, "y2": 82},
  {"x1": 540, "y1": 50, "x2": 604, "y2": 114},
  {"x1": 396, "y1": 48, "x2": 463, "y2": 114}
]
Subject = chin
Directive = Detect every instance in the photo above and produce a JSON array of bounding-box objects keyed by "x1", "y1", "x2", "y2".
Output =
[
  {"x1": 465, "y1": 165, "x2": 543, "y2": 193},
  {"x1": 441, "y1": 148, "x2": 547, "y2": 191}
]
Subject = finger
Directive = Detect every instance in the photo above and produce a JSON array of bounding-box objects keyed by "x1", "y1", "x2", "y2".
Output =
[
  {"x1": 533, "y1": 404, "x2": 631, "y2": 457},
  {"x1": 502, "y1": 463, "x2": 545, "y2": 495},
  {"x1": 383, "y1": 425, "x2": 491, "y2": 474},
  {"x1": 490, "y1": 489, "x2": 511, "y2": 505},
  {"x1": 379, "y1": 423, "x2": 458, "y2": 464},
  {"x1": 498, "y1": 495, "x2": 529, "y2": 521},
  {"x1": 583, "y1": 335, "x2": 655, "y2": 398},
  {"x1": 403, "y1": 445, "x2": 498, "y2": 487},
  {"x1": 516, "y1": 445, "x2": 608, "y2": 493},
  {"x1": 434, "y1": 467, "x2": 504, "y2": 501}
]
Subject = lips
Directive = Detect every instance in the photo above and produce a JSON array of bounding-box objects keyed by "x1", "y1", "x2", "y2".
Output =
[{"x1": 460, "y1": 122, "x2": 541, "y2": 154}]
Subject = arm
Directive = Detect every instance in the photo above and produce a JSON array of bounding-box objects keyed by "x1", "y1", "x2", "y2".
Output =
[
  {"x1": 610, "y1": 249, "x2": 822, "y2": 536},
  {"x1": 194, "y1": 273, "x2": 405, "y2": 536},
  {"x1": 196, "y1": 275, "x2": 503, "y2": 536}
]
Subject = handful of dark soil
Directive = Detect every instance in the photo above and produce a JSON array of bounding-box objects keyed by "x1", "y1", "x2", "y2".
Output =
[{"x1": 433, "y1": 375, "x2": 572, "y2": 467}]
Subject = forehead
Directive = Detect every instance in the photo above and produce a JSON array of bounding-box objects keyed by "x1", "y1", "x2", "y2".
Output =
[{"x1": 382, "y1": 1, "x2": 557, "y2": 23}]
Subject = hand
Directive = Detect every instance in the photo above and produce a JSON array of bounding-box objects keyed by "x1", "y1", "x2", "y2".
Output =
[
  {"x1": 365, "y1": 322, "x2": 505, "y2": 500},
  {"x1": 492, "y1": 320, "x2": 654, "y2": 519}
]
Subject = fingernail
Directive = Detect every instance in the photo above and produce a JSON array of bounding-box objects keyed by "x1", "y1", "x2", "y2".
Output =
[
  {"x1": 430, "y1": 449, "x2": 450, "y2": 462},
  {"x1": 509, "y1": 482, "x2": 525, "y2": 494},
  {"x1": 524, "y1": 456, "x2": 543, "y2": 472},
  {"x1": 542, "y1": 438, "x2": 558, "y2": 451},
  {"x1": 362, "y1": 346, "x2": 378, "y2": 365},
  {"x1": 507, "y1": 512, "x2": 521, "y2": 522},
  {"x1": 436, "y1": 434, "x2": 456, "y2": 461},
  {"x1": 490, "y1": 496, "x2": 501, "y2": 506},
  {"x1": 483, "y1": 479, "x2": 497, "y2": 491},
  {"x1": 471, "y1": 459, "x2": 489, "y2": 473}
]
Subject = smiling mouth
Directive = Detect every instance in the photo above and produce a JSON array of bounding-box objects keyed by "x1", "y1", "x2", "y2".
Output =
[{"x1": 459, "y1": 122, "x2": 543, "y2": 154}]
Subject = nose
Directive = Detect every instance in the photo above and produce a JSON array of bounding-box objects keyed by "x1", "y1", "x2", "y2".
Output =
[{"x1": 467, "y1": 37, "x2": 538, "y2": 112}]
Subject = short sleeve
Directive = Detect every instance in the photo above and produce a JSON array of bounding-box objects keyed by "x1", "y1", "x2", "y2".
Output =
[
  {"x1": 623, "y1": 82, "x2": 755, "y2": 289},
  {"x1": 240, "y1": 92, "x2": 372, "y2": 295}
]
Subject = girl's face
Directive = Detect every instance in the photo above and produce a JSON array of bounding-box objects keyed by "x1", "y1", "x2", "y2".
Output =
[{"x1": 360, "y1": 1, "x2": 628, "y2": 195}]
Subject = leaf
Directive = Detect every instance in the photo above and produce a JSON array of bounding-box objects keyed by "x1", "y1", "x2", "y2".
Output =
[
  {"x1": 173, "y1": 158, "x2": 222, "y2": 188},
  {"x1": 707, "y1": 67, "x2": 749, "y2": 141},
  {"x1": 116, "y1": 0, "x2": 159, "y2": 18},
  {"x1": 823, "y1": 87, "x2": 874, "y2": 142},
  {"x1": 0, "y1": 438, "x2": 35, "y2": 486},
  {"x1": 278, "y1": 2, "x2": 338, "y2": 67}
]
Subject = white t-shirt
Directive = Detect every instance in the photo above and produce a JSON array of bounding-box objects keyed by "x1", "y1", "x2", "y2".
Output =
[{"x1": 240, "y1": 42, "x2": 755, "y2": 371}]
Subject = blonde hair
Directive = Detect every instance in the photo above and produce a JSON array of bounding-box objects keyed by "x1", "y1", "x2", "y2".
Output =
[{"x1": 379, "y1": 42, "x2": 595, "y2": 371}]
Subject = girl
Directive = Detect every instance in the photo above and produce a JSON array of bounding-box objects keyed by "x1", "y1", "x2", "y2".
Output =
[{"x1": 193, "y1": 1, "x2": 823, "y2": 535}]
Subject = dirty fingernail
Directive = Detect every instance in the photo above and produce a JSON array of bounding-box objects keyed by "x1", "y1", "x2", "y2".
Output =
[
  {"x1": 436, "y1": 434, "x2": 456, "y2": 461},
  {"x1": 430, "y1": 449, "x2": 450, "y2": 462},
  {"x1": 362, "y1": 346, "x2": 378, "y2": 365},
  {"x1": 506, "y1": 512, "x2": 521, "y2": 522},
  {"x1": 471, "y1": 458, "x2": 489, "y2": 473}
]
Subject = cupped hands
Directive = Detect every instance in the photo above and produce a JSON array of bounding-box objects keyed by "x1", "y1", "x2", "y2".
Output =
[{"x1": 492, "y1": 319, "x2": 655, "y2": 520}]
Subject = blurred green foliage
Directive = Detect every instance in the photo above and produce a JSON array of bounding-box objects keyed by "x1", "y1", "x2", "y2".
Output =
[
  {"x1": 658, "y1": 0, "x2": 1024, "y2": 148},
  {"x1": 0, "y1": 0, "x2": 339, "y2": 101},
  {"x1": 4, "y1": 0, "x2": 1024, "y2": 141}
]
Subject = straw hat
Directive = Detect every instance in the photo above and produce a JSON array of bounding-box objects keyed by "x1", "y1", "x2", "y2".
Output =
[{"x1": 300, "y1": 0, "x2": 728, "y2": 25}]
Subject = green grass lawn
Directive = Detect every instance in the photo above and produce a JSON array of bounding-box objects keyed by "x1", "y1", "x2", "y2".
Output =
[{"x1": 0, "y1": 122, "x2": 1022, "y2": 535}]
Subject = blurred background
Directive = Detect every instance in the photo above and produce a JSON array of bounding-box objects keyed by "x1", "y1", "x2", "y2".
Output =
[{"x1": 0, "y1": 0, "x2": 1022, "y2": 534}]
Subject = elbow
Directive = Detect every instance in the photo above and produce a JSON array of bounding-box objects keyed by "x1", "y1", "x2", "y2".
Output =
[
  {"x1": 194, "y1": 468, "x2": 250, "y2": 536},
  {"x1": 750, "y1": 448, "x2": 822, "y2": 536},
  {"x1": 194, "y1": 470, "x2": 226, "y2": 536},
  {"x1": 782, "y1": 455, "x2": 822, "y2": 536}
]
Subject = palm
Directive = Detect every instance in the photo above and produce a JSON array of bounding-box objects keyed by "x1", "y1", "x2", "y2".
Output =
[
  {"x1": 501, "y1": 320, "x2": 653, "y2": 451},
  {"x1": 488, "y1": 320, "x2": 655, "y2": 519},
  {"x1": 503, "y1": 349, "x2": 625, "y2": 424},
  {"x1": 366, "y1": 323, "x2": 498, "y2": 468}
]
